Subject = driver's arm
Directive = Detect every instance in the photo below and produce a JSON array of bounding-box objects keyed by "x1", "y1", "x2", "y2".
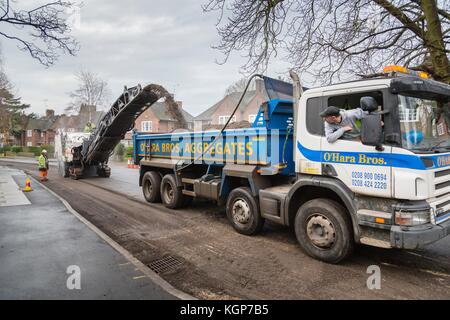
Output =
[
  {"x1": 325, "y1": 123, "x2": 346, "y2": 143},
  {"x1": 347, "y1": 108, "x2": 366, "y2": 120}
]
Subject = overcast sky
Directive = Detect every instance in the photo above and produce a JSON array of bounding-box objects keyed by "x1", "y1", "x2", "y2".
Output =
[{"x1": 1, "y1": 0, "x2": 292, "y2": 117}]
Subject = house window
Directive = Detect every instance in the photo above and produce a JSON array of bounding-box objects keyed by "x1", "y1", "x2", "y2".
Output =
[
  {"x1": 399, "y1": 97, "x2": 420, "y2": 122},
  {"x1": 27, "y1": 130, "x2": 33, "y2": 137},
  {"x1": 27, "y1": 141, "x2": 32, "y2": 147},
  {"x1": 141, "y1": 121, "x2": 152, "y2": 132},
  {"x1": 218, "y1": 115, "x2": 236, "y2": 125},
  {"x1": 41, "y1": 132, "x2": 44, "y2": 138},
  {"x1": 248, "y1": 114, "x2": 257, "y2": 123}
]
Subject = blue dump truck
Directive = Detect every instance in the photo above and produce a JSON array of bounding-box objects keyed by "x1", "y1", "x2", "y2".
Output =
[{"x1": 130, "y1": 69, "x2": 450, "y2": 263}]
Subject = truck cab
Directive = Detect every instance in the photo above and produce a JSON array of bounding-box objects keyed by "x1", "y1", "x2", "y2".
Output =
[{"x1": 290, "y1": 69, "x2": 450, "y2": 261}]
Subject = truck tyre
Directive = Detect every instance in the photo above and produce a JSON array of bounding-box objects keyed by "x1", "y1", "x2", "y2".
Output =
[
  {"x1": 294, "y1": 198, "x2": 354, "y2": 264},
  {"x1": 142, "y1": 171, "x2": 161, "y2": 203},
  {"x1": 226, "y1": 187, "x2": 265, "y2": 235},
  {"x1": 160, "y1": 174, "x2": 184, "y2": 209}
]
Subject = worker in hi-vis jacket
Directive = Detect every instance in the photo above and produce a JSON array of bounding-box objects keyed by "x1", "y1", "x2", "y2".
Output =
[{"x1": 38, "y1": 149, "x2": 49, "y2": 182}]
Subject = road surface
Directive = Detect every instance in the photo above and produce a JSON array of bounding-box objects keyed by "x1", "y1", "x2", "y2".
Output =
[{"x1": 1, "y1": 158, "x2": 449, "y2": 299}]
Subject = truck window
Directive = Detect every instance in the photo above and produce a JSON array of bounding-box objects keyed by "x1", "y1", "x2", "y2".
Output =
[
  {"x1": 325, "y1": 91, "x2": 384, "y2": 141},
  {"x1": 328, "y1": 91, "x2": 383, "y2": 111},
  {"x1": 306, "y1": 97, "x2": 324, "y2": 136}
]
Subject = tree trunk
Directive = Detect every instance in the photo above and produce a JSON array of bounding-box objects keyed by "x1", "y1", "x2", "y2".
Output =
[{"x1": 421, "y1": 0, "x2": 450, "y2": 83}]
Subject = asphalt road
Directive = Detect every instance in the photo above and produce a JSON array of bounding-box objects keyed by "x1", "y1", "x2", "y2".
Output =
[
  {"x1": 0, "y1": 166, "x2": 177, "y2": 299},
  {"x1": 1, "y1": 158, "x2": 449, "y2": 299}
]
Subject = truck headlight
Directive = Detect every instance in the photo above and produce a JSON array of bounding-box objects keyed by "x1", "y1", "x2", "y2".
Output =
[{"x1": 394, "y1": 209, "x2": 431, "y2": 226}]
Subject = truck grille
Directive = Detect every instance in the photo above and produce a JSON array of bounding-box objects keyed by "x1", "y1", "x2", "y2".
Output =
[{"x1": 432, "y1": 168, "x2": 450, "y2": 223}]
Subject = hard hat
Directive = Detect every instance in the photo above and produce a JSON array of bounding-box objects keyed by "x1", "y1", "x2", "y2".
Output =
[{"x1": 42, "y1": 149, "x2": 47, "y2": 153}]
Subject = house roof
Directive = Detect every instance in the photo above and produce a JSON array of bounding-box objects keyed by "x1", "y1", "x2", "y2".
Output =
[
  {"x1": 150, "y1": 102, "x2": 194, "y2": 122},
  {"x1": 26, "y1": 117, "x2": 55, "y2": 131},
  {"x1": 195, "y1": 89, "x2": 269, "y2": 121},
  {"x1": 49, "y1": 107, "x2": 105, "y2": 131},
  {"x1": 50, "y1": 115, "x2": 76, "y2": 130}
]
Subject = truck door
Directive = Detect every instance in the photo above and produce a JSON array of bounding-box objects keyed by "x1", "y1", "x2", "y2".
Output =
[{"x1": 320, "y1": 87, "x2": 393, "y2": 198}]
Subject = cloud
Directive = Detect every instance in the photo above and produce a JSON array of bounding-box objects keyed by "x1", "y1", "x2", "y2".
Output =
[{"x1": 1, "y1": 0, "x2": 290, "y2": 117}]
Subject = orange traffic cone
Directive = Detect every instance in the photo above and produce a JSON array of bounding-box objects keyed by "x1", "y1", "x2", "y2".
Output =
[
  {"x1": 22, "y1": 177, "x2": 33, "y2": 192},
  {"x1": 127, "y1": 158, "x2": 132, "y2": 168}
]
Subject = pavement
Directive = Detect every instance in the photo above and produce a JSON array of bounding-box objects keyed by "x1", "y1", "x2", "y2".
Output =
[{"x1": 0, "y1": 165, "x2": 177, "y2": 299}]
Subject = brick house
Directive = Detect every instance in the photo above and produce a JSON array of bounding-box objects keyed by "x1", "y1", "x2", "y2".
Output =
[
  {"x1": 23, "y1": 109, "x2": 57, "y2": 147},
  {"x1": 194, "y1": 79, "x2": 269, "y2": 131},
  {"x1": 17, "y1": 105, "x2": 105, "y2": 147}
]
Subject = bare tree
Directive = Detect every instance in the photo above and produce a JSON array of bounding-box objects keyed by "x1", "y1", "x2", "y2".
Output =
[
  {"x1": 0, "y1": 0, "x2": 79, "y2": 66},
  {"x1": 66, "y1": 70, "x2": 111, "y2": 114},
  {"x1": 204, "y1": 0, "x2": 450, "y2": 84},
  {"x1": 224, "y1": 77, "x2": 256, "y2": 95}
]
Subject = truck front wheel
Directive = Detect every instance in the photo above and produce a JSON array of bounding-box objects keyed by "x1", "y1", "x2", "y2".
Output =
[
  {"x1": 294, "y1": 199, "x2": 354, "y2": 263},
  {"x1": 226, "y1": 187, "x2": 265, "y2": 235},
  {"x1": 160, "y1": 174, "x2": 184, "y2": 209},
  {"x1": 142, "y1": 171, "x2": 161, "y2": 203}
]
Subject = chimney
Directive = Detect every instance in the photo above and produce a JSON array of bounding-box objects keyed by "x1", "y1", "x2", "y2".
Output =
[
  {"x1": 255, "y1": 79, "x2": 264, "y2": 94},
  {"x1": 176, "y1": 101, "x2": 183, "y2": 109},
  {"x1": 46, "y1": 109, "x2": 55, "y2": 118}
]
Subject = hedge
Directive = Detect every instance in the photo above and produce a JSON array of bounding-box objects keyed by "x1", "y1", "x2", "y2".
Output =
[{"x1": 0, "y1": 145, "x2": 55, "y2": 156}]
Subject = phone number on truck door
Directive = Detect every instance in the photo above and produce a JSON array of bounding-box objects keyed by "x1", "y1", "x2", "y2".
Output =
[{"x1": 351, "y1": 172, "x2": 387, "y2": 189}]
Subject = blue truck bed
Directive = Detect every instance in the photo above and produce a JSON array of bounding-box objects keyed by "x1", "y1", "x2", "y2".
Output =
[{"x1": 133, "y1": 99, "x2": 295, "y2": 176}]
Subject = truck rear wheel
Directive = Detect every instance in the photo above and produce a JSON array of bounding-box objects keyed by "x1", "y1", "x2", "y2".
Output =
[
  {"x1": 160, "y1": 174, "x2": 184, "y2": 209},
  {"x1": 294, "y1": 198, "x2": 354, "y2": 264},
  {"x1": 226, "y1": 187, "x2": 265, "y2": 235},
  {"x1": 142, "y1": 171, "x2": 161, "y2": 203}
]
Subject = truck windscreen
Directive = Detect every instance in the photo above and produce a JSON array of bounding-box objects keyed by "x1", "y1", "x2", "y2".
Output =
[{"x1": 399, "y1": 94, "x2": 450, "y2": 152}]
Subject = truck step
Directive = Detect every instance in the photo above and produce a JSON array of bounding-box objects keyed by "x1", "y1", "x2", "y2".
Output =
[
  {"x1": 181, "y1": 178, "x2": 196, "y2": 184},
  {"x1": 182, "y1": 190, "x2": 196, "y2": 197}
]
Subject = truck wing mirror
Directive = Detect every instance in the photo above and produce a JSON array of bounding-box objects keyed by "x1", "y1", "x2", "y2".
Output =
[
  {"x1": 360, "y1": 96, "x2": 378, "y2": 112},
  {"x1": 361, "y1": 114, "x2": 384, "y2": 151}
]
